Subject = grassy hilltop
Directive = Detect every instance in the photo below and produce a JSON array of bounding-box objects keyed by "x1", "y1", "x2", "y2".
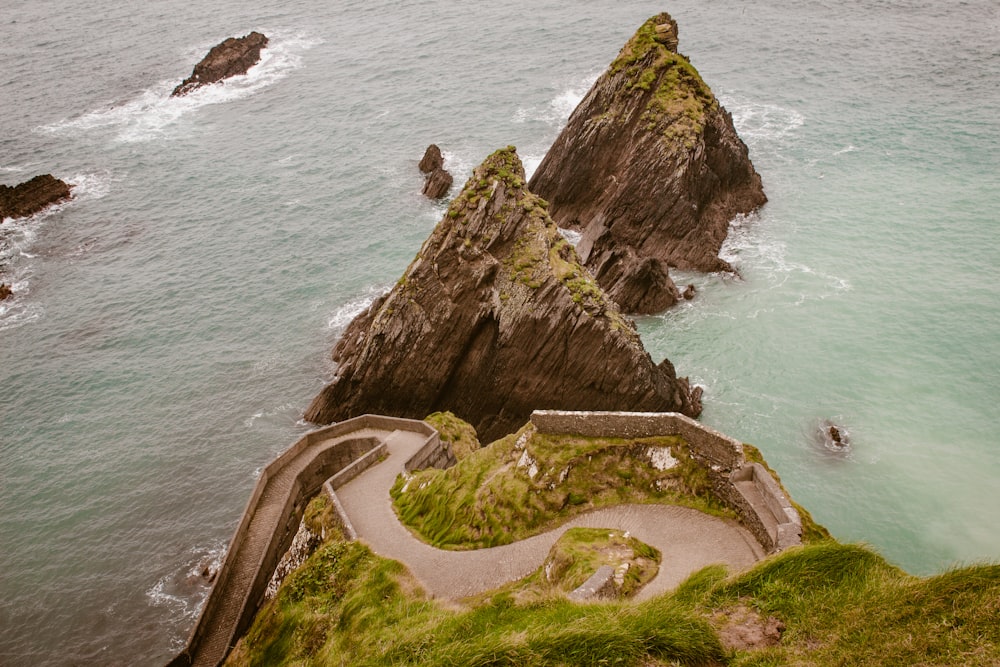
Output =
[{"x1": 227, "y1": 415, "x2": 1000, "y2": 666}]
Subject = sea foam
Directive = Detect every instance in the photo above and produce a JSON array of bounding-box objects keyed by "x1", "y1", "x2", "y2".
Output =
[{"x1": 40, "y1": 32, "x2": 319, "y2": 143}]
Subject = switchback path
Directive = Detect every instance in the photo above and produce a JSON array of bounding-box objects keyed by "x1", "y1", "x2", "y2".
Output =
[{"x1": 336, "y1": 431, "x2": 765, "y2": 600}]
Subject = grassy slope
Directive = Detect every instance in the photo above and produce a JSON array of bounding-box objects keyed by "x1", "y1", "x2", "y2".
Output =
[
  {"x1": 229, "y1": 535, "x2": 1000, "y2": 666},
  {"x1": 391, "y1": 422, "x2": 732, "y2": 549},
  {"x1": 229, "y1": 418, "x2": 1000, "y2": 665}
]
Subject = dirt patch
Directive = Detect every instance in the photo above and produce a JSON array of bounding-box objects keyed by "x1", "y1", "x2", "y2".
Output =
[{"x1": 713, "y1": 601, "x2": 785, "y2": 651}]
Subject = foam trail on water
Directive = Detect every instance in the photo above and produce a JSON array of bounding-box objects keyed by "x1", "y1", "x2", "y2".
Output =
[
  {"x1": 326, "y1": 286, "x2": 390, "y2": 334},
  {"x1": 40, "y1": 33, "x2": 320, "y2": 143},
  {"x1": 720, "y1": 94, "x2": 804, "y2": 149}
]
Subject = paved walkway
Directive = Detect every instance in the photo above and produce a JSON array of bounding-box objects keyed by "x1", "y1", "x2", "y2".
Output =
[{"x1": 336, "y1": 431, "x2": 765, "y2": 600}]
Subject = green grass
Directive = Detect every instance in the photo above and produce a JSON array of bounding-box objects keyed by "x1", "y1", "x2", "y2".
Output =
[
  {"x1": 542, "y1": 527, "x2": 661, "y2": 597},
  {"x1": 424, "y1": 411, "x2": 482, "y2": 461},
  {"x1": 391, "y1": 422, "x2": 734, "y2": 550},
  {"x1": 230, "y1": 534, "x2": 1000, "y2": 667}
]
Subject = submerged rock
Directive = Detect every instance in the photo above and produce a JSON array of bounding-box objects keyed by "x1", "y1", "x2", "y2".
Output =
[
  {"x1": 0, "y1": 284, "x2": 12, "y2": 301},
  {"x1": 172, "y1": 31, "x2": 269, "y2": 97},
  {"x1": 306, "y1": 147, "x2": 701, "y2": 442},
  {"x1": 0, "y1": 174, "x2": 72, "y2": 222},
  {"x1": 529, "y1": 12, "x2": 766, "y2": 313}
]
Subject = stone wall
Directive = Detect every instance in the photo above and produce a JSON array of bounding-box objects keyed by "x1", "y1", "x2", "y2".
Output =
[{"x1": 530, "y1": 410, "x2": 744, "y2": 471}]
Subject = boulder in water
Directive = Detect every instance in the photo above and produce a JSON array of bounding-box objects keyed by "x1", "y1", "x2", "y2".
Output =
[
  {"x1": 0, "y1": 174, "x2": 72, "y2": 222},
  {"x1": 172, "y1": 31, "x2": 269, "y2": 97}
]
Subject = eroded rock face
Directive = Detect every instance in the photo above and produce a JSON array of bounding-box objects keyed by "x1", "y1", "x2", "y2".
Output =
[
  {"x1": 172, "y1": 31, "x2": 269, "y2": 97},
  {"x1": 529, "y1": 12, "x2": 766, "y2": 313},
  {"x1": 0, "y1": 174, "x2": 72, "y2": 222},
  {"x1": 305, "y1": 147, "x2": 701, "y2": 442}
]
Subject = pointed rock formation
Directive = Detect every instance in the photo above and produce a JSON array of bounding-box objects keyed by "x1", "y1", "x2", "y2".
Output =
[
  {"x1": 305, "y1": 147, "x2": 701, "y2": 442},
  {"x1": 0, "y1": 174, "x2": 72, "y2": 222},
  {"x1": 172, "y1": 32, "x2": 268, "y2": 97},
  {"x1": 419, "y1": 144, "x2": 453, "y2": 199},
  {"x1": 529, "y1": 13, "x2": 766, "y2": 314}
]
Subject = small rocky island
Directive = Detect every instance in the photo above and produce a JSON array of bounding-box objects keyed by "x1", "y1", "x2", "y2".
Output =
[
  {"x1": 0, "y1": 174, "x2": 72, "y2": 223},
  {"x1": 418, "y1": 144, "x2": 454, "y2": 199},
  {"x1": 529, "y1": 12, "x2": 766, "y2": 313},
  {"x1": 172, "y1": 31, "x2": 269, "y2": 97},
  {"x1": 305, "y1": 147, "x2": 702, "y2": 442}
]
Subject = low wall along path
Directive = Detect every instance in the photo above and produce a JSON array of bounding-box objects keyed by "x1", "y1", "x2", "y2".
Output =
[{"x1": 170, "y1": 411, "x2": 799, "y2": 667}]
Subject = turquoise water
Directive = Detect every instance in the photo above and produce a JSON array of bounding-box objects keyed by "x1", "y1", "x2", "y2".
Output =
[{"x1": 1, "y1": 1, "x2": 997, "y2": 663}]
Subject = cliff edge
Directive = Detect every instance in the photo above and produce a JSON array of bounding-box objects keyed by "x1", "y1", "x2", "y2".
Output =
[
  {"x1": 305, "y1": 147, "x2": 701, "y2": 442},
  {"x1": 529, "y1": 13, "x2": 766, "y2": 313}
]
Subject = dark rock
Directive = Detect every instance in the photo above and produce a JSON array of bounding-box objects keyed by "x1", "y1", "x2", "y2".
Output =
[
  {"x1": 529, "y1": 12, "x2": 766, "y2": 313},
  {"x1": 422, "y1": 167, "x2": 453, "y2": 199},
  {"x1": 172, "y1": 31, "x2": 269, "y2": 97},
  {"x1": 599, "y1": 252, "x2": 679, "y2": 314},
  {"x1": 0, "y1": 284, "x2": 12, "y2": 301},
  {"x1": 419, "y1": 144, "x2": 444, "y2": 174},
  {"x1": 682, "y1": 284, "x2": 696, "y2": 300},
  {"x1": 0, "y1": 174, "x2": 72, "y2": 222},
  {"x1": 305, "y1": 146, "x2": 702, "y2": 442}
]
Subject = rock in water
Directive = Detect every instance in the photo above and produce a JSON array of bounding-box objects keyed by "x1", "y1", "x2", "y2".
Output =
[
  {"x1": 422, "y1": 167, "x2": 453, "y2": 199},
  {"x1": 0, "y1": 174, "x2": 72, "y2": 222},
  {"x1": 529, "y1": 13, "x2": 766, "y2": 313},
  {"x1": 171, "y1": 31, "x2": 269, "y2": 97},
  {"x1": 418, "y1": 144, "x2": 444, "y2": 174},
  {"x1": 305, "y1": 147, "x2": 702, "y2": 442},
  {"x1": 0, "y1": 284, "x2": 12, "y2": 301}
]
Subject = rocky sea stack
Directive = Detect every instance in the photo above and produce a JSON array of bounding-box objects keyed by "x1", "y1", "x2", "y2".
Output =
[
  {"x1": 305, "y1": 147, "x2": 701, "y2": 442},
  {"x1": 172, "y1": 32, "x2": 269, "y2": 97},
  {"x1": 529, "y1": 12, "x2": 766, "y2": 313},
  {"x1": 0, "y1": 174, "x2": 72, "y2": 222}
]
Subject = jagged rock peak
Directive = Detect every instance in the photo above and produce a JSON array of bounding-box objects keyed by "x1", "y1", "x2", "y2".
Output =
[
  {"x1": 172, "y1": 31, "x2": 269, "y2": 97},
  {"x1": 0, "y1": 174, "x2": 72, "y2": 222},
  {"x1": 529, "y1": 12, "x2": 766, "y2": 314},
  {"x1": 305, "y1": 146, "x2": 702, "y2": 442}
]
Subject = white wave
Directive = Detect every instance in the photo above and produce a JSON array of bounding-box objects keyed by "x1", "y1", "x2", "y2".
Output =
[
  {"x1": 66, "y1": 171, "x2": 113, "y2": 200},
  {"x1": 522, "y1": 155, "x2": 542, "y2": 181},
  {"x1": 833, "y1": 144, "x2": 858, "y2": 155},
  {"x1": 512, "y1": 70, "x2": 599, "y2": 128},
  {"x1": 40, "y1": 32, "x2": 319, "y2": 143},
  {"x1": 326, "y1": 286, "x2": 389, "y2": 332},
  {"x1": 720, "y1": 94, "x2": 804, "y2": 148},
  {"x1": 147, "y1": 543, "x2": 227, "y2": 620},
  {"x1": 558, "y1": 227, "x2": 582, "y2": 247}
]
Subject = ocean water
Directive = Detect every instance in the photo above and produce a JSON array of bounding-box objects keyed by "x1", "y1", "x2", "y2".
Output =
[{"x1": 1, "y1": 0, "x2": 997, "y2": 663}]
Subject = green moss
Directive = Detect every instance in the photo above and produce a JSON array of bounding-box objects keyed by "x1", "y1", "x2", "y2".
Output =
[{"x1": 608, "y1": 15, "x2": 718, "y2": 147}]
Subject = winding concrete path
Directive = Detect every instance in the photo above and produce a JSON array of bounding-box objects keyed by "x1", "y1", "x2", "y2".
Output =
[{"x1": 336, "y1": 430, "x2": 765, "y2": 600}]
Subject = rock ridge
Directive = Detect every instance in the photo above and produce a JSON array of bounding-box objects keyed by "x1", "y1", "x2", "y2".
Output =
[
  {"x1": 0, "y1": 174, "x2": 72, "y2": 223},
  {"x1": 305, "y1": 146, "x2": 701, "y2": 442},
  {"x1": 172, "y1": 31, "x2": 269, "y2": 97},
  {"x1": 529, "y1": 12, "x2": 766, "y2": 313}
]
